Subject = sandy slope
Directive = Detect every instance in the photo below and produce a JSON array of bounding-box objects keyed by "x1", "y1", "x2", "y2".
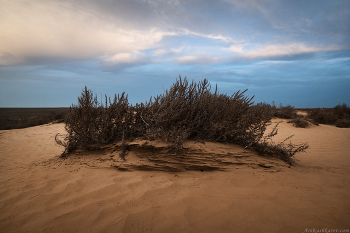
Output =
[{"x1": 0, "y1": 120, "x2": 349, "y2": 233}]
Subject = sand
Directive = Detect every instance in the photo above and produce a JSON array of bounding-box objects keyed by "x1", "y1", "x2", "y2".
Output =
[{"x1": 0, "y1": 119, "x2": 349, "y2": 233}]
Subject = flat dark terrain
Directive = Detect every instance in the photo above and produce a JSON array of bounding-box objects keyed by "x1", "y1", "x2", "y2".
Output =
[
  {"x1": 0, "y1": 108, "x2": 68, "y2": 120},
  {"x1": 0, "y1": 108, "x2": 69, "y2": 130}
]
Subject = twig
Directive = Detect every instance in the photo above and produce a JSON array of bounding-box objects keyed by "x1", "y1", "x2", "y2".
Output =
[{"x1": 140, "y1": 111, "x2": 149, "y2": 126}]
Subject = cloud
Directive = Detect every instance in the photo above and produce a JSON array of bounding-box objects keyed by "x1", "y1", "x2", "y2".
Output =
[
  {"x1": 151, "y1": 47, "x2": 184, "y2": 56},
  {"x1": 103, "y1": 53, "x2": 140, "y2": 64},
  {"x1": 222, "y1": 0, "x2": 271, "y2": 13},
  {"x1": 178, "y1": 28, "x2": 237, "y2": 44},
  {"x1": 102, "y1": 52, "x2": 146, "y2": 65},
  {"x1": 223, "y1": 0, "x2": 350, "y2": 39},
  {"x1": 0, "y1": 0, "x2": 234, "y2": 66},
  {"x1": 0, "y1": 0, "x2": 175, "y2": 65},
  {"x1": 228, "y1": 45, "x2": 244, "y2": 53},
  {"x1": 168, "y1": 42, "x2": 343, "y2": 66},
  {"x1": 175, "y1": 55, "x2": 220, "y2": 65},
  {"x1": 3, "y1": 0, "x2": 347, "y2": 67},
  {"x1": 227, "y1": 43, "x2": 343, "y2": 60}
]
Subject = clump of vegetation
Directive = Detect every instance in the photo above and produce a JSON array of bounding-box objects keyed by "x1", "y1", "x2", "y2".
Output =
[
  {"x1": 253, "y1": 102, "x2": 313, "y2": 128},
  {"x1": 335, "y1": 118, "x2": 350, "y2": 128},
  {"x1": 250, "y1": 102, "x2": 276, "y2": 122},
  {"x1": 0, "y1": 108, "x2": 67, "y2": 130},
  {"x1": 59, "y1": 87, "x2": 144, "y2": 154},
  {"x1": 308, "y1": 103, "x2": 350, "y2": 128},
  {"x1": 253, "y1": 122, "x2": 309, "y2": 164},
  {"x1": 57, "y1": 77, "x2": 308, "y2": 164},
  {"x1": 141, "y1": 78, "x2": 269, "y2": 154},
  {"x1": 273, "y1": 103, "x2": 297, "y2": 119},
  {"x1": 288, "y1": 117, "x2": 310, "y2": 128},
  {"x1": 308, "y1": 109, "x2": 337, "y2": 125}
]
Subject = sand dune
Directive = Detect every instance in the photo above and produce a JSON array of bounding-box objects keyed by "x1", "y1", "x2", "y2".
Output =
[{"x1": 0, "y1": 120, "x2": 349, "y2": 233}]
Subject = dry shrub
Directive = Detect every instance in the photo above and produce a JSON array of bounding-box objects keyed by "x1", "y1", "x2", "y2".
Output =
[
  {"x1": 288, "y1": 117, "x2": 309, "y2": 128},
  {"x1": 58, "y1": 78, "x2": 308, "y2": 163},
  {"x1": 309, "y1": 109, "x2": 338, "y2": 124},
  {"x1": 308, "y1": 103, "x2": 350, "y2": 127},
  {"x1": 250, "y1": 102, "x2": 275, "y2": 122},
  {"x1": 273, "y1": 103, "x2": 296, "y2": 119},
  {"x1": 335, "y1": 118, "x2": 350, "y2": 128},
  {"x1": 60, "y1": 87, "x2": 144, "y2": 154},
  {"x1": 333, "y1": 103, "x2": 350, "y2": 119},
  {"x1": 140, "y1": 77, "x2": 268, "y2": 150},
  {"x1": 119, "y1": 141, "x2": 129, "y2": 160},
  {"x1": 253, "y1": 122, "x2": 309, "y2": 164}
]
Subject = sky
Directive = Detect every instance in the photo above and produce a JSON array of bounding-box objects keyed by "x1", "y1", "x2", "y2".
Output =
[{"x1": 0, "y1": 0, "x2": 349, "y2": 108}]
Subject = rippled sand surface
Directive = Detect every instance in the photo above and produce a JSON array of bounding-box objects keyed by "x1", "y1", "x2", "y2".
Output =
[{"x1": 0, "y1": 120, "x2": 349, "y2": 233}]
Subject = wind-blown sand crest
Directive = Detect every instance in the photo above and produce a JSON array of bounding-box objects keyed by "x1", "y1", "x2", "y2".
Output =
[{"x1": 0, "y1": 120, "x2": 349, "y2": 232}]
